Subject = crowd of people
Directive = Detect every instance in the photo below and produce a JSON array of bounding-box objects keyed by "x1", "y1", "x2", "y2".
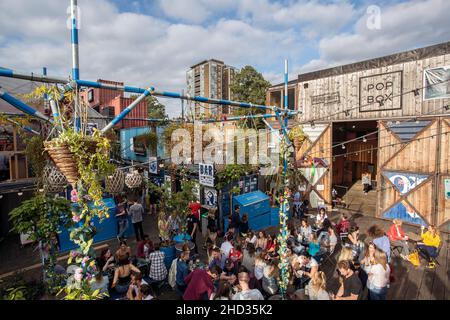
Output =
[{"x1": 80, "y1": 189, "x2": 442, "y2": 301}]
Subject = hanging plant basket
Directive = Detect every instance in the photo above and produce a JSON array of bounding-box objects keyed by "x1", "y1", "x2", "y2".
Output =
[
  {"x1": 43, "y1": 164, "x2": 68, "y2": 194},
  {"x1": 44, "y1": 141, "x2": 97, "y2": 185},
  {"x1": 105, "y1": 169, "x2": 125, "y2": 194},
  {"x1": 125, "y1": 170, "x2": 143, "y2": 189}
]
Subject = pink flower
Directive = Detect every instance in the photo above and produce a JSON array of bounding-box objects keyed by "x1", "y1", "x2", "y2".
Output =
[
  {"x1": 71, "y1": 196, "x2": 78, "y2": 202},
  {"x1": 71, "y1": 251, "x2": 78, "y2": 258},
  {"x1": 71, "y1": 189, "x2": 78, "y2": 197},
  {"x1": 74, "y1": 272, "x2": 83, "y2": 282},
  {"x1": 72, "y1": 215, "x2": 81, "y2": 223}
]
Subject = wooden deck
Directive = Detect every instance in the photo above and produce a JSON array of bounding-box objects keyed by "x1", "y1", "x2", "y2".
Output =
[{"x1": 315, "y1": 212, "x2": 450, "y2": 300}]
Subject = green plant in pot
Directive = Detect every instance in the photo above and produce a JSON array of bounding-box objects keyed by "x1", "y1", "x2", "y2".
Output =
[
  {"x1": 288, "y1": 125, "x2": 306, "y2": 150},
  {"x1": 44, "y1": 128, "x2": 114, "y2": 299},
  {"x1": 9, "y1": 195, "x2": 72, "y2": 294}
]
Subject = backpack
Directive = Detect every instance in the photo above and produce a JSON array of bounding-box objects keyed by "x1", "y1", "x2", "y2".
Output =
[{"x1": 168, "y1": 258, "x2": 178, "y2": 289}]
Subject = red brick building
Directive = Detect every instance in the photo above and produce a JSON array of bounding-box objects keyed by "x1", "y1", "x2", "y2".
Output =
[{"x1": 80, "y1": 79, "x2": 148, "y2": 129}]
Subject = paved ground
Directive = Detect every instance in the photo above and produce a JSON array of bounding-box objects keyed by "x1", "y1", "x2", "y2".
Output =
[{"x1": 0, "y1": 206, "x2": 448, "y2": 300}]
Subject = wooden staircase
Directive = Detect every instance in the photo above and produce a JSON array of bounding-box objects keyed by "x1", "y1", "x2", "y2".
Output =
[{"x1": 341, "y1": 180, "x2": 377, "y2": 217}]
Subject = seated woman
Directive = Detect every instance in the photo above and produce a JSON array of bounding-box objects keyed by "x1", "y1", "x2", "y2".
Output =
[
  {"x1": 335, "y1": 213, "x2": 351, "y2": 235},
  {"x1": 387, "y1": 219, "x2": 410, "y2": 260},
  {"x1": 136, "y1": 235, "x2": 154, "y2": 260},
  {"x1": 112, "y1": 257, "x2": 141, "y2": 295},
  {"x1": 321, "y1": 226, "x2": 338, "y2": 253},
  {"x1": 115, "y1": 240, "x2": 132, "y2": 262},
  {"x1": 315, "y1": 208, "x2": 328, "y2": 229},
  {"x1": 416, "y1": 225, "x2": 441, "y2": 268},
  {"x1": 96, "y1": 247, "x2": 115, "y2": 275},
  {"x1": 299, "y1": 218, "x2": 312, "y2": 244},
  {"x1": 255, "y1": 231, "x2": 268, "y2": 253},
  {"x1": 307, "y1": 233, "x2": 321, "y2": 258}
]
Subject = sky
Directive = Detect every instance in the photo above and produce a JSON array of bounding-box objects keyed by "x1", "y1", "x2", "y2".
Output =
[{"x1": 0, "y1": 0, "x2": 449, "y2": 118}]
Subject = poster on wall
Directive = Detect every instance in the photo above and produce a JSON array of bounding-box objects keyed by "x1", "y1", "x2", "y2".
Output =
[
  {"x1": 149, "y1": 157, "x2": 158, "y2": 174},
  {"x1": 199, "y1": 163, "x2": 214, "y2": 187},
  {"x1": 203, "y1": 187, "x2": 218, "y2": 207},
  {"x1": 424, "y1": 65, "x2": 450, "y2": 100},
  {"x1": 383, "y1": 200, "x2": 427, "y2": 226},
  {"x1": 445, "y1": 178, "x2": 450, "y2": 200},
  {"x1": 383, "y1": 171, "x2": 429, "y2": 195}
]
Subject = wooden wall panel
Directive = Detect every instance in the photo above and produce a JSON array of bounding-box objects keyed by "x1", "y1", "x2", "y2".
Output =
[
  {"x1": 437, "y1": 175, "x2": 450, "y2": 227},
  {"x1": 440, "y1": 119, "x2": 450, "y2": 174},
  {"x1": 384, "y1": 121, "x2": 438, "y2": 173},
  {"x1": 296, "y1": 139, "x2": 311, "y2": 161},
  {"x1": 407, "y1": 179, "x2": 434, "y2": 223},
  {"x1": 309, "y1": 126, "x2": 331, "y2": 160},
  {"x1": 316, "y1": 170, "x2": 332, "y2": 204},
  {"x1": 378, "y1": 176, "x2": 401, "y2": 216},
  {"x1": 378, "y1": 123, "x2": 403, "y2": 166},
  {"x1": 297, "y1": 53, "x2": 450, "y2": 122}
]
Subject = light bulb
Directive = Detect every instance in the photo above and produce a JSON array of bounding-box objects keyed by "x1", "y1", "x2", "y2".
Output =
[
  {"x1": 363, "y1": 137, "x2": 367, "y2": 143},
  {"x1": 18, "y1": 192, "x2": 23, "y2": 196},
  {"x1": 342, "y1": 145, "x2": 346, "y2": 149}
]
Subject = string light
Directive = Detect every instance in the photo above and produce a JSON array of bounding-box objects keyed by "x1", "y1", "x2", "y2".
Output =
[
  {"x1": 342, "y1": 144, "x2": 346, "y2": 149},
  {"x1": 363, "y1": 137, "x2": 367, "y2": 143},
  {"x1": 413, "y1": 89, "x2": 420, "y2": 97},
  {"x1": 17, "y1": 191, "x2": 23, "y2": 196}
]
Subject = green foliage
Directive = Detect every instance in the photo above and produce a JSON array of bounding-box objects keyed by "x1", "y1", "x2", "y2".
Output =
[
  {"x1": 216, "y1": 164, "x2": 253, "y2": 190},
  {"x1": 9, "y1": 195, "x2": 72, "y2": 243},
  {"x1": 58, "y1": 280, "x2": 107, "y2": 300},
  {"x1": 230, "y1": 65, "x2": 272, "y2": 128},
  {"x1": 23, "y1": 135, "x2": 46, "y2": 184},
  {"x1": 146, "y1": 95, "x2": 168, "y2": 119},
  {"x1": 0, "y1": 271, "x2": 46, "y2": 300},
  {"x1": 288, "y1": 126, "x2": 306, "y2": 146}
]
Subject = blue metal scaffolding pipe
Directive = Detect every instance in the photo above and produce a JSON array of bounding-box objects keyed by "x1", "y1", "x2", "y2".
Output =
[
  {"x1": 0, "y1": 89, "x2": 50, "y2": 122},
  {"x1": 74, "y1": 79, "x2": 277, "y2": 112},
  {"x1": 0, "y1": 68, "x2": 67, "y2": 84},
  {"x1": 202, "y1": 112, "x2": 298, "y2": 123},
  {"x1": 5, "y1": 118, "x2": 40, "y2": 135},
  {"x1": 101, "y1": 88, "x2": 152, "y2": 133}
]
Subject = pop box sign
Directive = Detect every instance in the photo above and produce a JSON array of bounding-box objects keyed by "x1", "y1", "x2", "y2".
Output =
[
  {"x1": 199, "y1": 163, "x2": 214, "y2": 187},
  {"x1": 359, "y1": 71, "x2": 403, "y2": 112}
]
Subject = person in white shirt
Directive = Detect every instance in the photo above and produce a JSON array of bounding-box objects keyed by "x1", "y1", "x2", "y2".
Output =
[
  {"x1": 366, "y1": 249, "x2": 390, "y2": 300},
  {"x1": 315, "y1": 208, "x2": 328, "y2": 228},
  {"x1": 232, "y1": 272, "x2": 264, "y2": 300},
  {"x1": 220, "y1": 234, "x2": 234, "y2": 258},
  {"x1": 299, "y1": 219, "x2": 312, "y2": 243}
]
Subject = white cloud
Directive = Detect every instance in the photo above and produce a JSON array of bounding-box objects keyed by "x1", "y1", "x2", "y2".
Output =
[{"x1": 302, "y1": 0, "x2": 450, "y2": 72}]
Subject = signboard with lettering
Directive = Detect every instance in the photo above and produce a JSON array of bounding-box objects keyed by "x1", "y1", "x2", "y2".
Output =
[
  {"x1": 311, "y1": 92, "x2": 340, "y2": 105},
  {"x1": 199, "y1": 163, "x2": 214, "y2": 187},
  {"x1": 359, "y1": 71, "x2": 403, "y2": 112}
]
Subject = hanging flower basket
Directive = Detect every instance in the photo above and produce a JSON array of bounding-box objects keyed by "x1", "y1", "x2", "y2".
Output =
[
  {"x1": 44, "y1": 141, "x2": 97, "y2": 185},
  {"x1": 105, "y1": 169, "x2": 125, "y2": 194},
  {"x1": 43, "y1": 164, "x2": 68, "y2": 194},
  {"x1": 125, "y1": 170, "x2": 143, "y2": 189}
]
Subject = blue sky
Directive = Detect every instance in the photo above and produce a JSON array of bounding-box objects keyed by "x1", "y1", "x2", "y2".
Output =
[{"x1": 0, "y1": 0, "x2": 449, "y2": 117}]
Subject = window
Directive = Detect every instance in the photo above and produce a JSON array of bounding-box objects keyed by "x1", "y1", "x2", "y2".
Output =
[{"x1": 88, "y1": 89, "x2": 94, "y2": 102}]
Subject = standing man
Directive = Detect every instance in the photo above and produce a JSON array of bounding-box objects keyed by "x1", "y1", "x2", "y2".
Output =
[
  {"x1": 116, "y1": 195, "x2": 129, "y2": 242},
  {"x1": 186, "y1": 209, "x2": 199, "y2": 254},
  {"x1": 330, "y1": 260, "x2": 362, "y2": 300},
  {"x1": 229, "y1": 205, "x2": 241, "y2": 241},
  {"x1": 129, "y1": 199, "x2": 145, "y2": 241}
]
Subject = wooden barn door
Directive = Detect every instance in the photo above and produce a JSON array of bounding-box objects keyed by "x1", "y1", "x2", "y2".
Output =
[
  {"x1": 295, "y1": 123, "x2": 332, "y2": 209},
  {"x1": 377, "y1": 118, "x2": 443, "y2": 227}
]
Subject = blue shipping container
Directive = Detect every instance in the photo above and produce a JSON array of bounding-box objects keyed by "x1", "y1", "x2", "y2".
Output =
[
  {"x1": 232, "y1": 191, "x2": 271, "y2": 220},
  {"x1": 224, "y1": 211, "x2": 272, "y2": 233}
]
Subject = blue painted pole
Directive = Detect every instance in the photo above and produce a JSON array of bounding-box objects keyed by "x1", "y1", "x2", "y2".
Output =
[
  {"x1": 202, "y1": 112, "x2": 297, "y2": 123},
  {"x1": 101, "y1": 88, "x2": 152, "y2": 133},
  {"x1": 284, "y1": 59, "x2": 289, "y2": 174},
  {"x1": 74, "y1": 79, "x2": 276, "y2": 112},
  {"x1": 0, "y1": 68, "x2": 67, "y2": 84},
  {"x1": 70, "y1": 0, "x2": 79, "y2": 81},
  {"x1": 5, "y1": 118, "x2": 40, "y2": 135},
  {"x1": 0, "y1": 89, "x2": 50, "y2": 122}
]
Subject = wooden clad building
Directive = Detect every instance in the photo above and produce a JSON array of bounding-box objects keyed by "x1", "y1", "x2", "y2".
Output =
[{"x1": 267, "y1": 41, "x2": 450, "y2": 231}]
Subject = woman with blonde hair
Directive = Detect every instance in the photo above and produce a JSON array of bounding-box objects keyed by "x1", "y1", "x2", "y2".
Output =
[
  {"x1": 417, "y1": 224, "x2": 441, "y2": 268},
  {"x1": 306, "y1": 271, "x2": 330, "y2": 300},
  {"x1": 337, "y1": 246, "x2": 354, "y2": 264},
  {"x1": 366, "y1": 249, "x2": 390, "y2": 300}
]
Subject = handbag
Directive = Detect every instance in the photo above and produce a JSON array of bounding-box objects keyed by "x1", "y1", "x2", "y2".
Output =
[{"x1": 408, "y1": 250, "x2": 420, "y2": 267}]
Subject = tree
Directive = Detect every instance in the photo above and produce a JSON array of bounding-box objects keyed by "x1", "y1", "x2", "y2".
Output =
[
  {"x1": 230, "y1": 66, "x2": 271, "y2": 117},
  {"x1": 146, "y1": 95, "x2": 168, "y2": 119}
]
